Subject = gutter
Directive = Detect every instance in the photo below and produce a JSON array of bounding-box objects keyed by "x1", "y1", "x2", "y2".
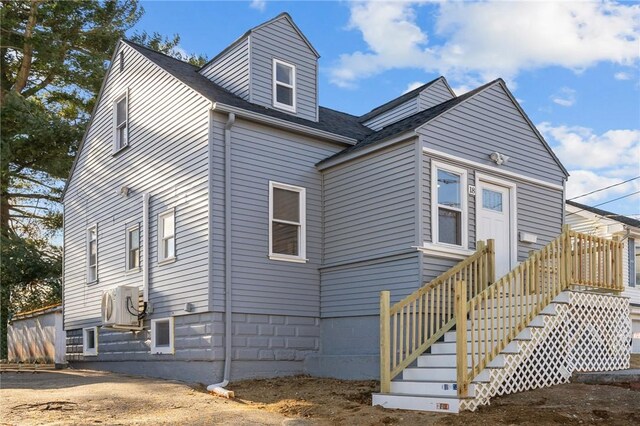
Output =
[{"x1": 207, "y1": 107, "x2": 236, "y2": 398}]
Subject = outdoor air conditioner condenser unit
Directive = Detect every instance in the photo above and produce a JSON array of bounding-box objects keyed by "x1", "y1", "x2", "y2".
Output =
[{"x1": 101, "y1": 285, "x2": 140, "y2": 327}]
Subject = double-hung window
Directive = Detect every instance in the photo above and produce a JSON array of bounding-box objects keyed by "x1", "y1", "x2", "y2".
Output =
[
  {"x1": 158, "y1": 210, "x2": 175, "y2": 263},
  {"x1": 126, "y1": 225, "x2": 140, "y2": 271},
  {"x1": 269, "y1": 181, "x2": 306, "y2": 262},
  {"x1": 87, "y1": 225, "x2": 98, "y2": 283},
  {"x1": 114, "y1": 92, "x2": 128, "y2": 152},
  {"x1": 272, "y1": 58, "x2": 296, "y2": 112},
  {"x1": 432, "y1": 162, "x2": 467, "y2": 248}
]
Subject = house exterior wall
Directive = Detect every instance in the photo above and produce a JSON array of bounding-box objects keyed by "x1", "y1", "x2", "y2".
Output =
[
  {"x1": 199, "y1": 37, "x2": 250, "y2": 100},
  {"x1": 66, "y1": 312, "x2": 319, "y2": 383},
  {"x1": 419, "y1": 83, "x2": 566, "y2": 186},
  {"x1": 63, "y1": 42, "x2": 211, "y2": 330},
  {"x1": 418, "y1": 78, "x2": 455, "y2": 110},
  {"x1": 210, "y1": 114, "x2": 344, "y2": 316},
  {"x1": 363, "y1": 98, "x2": 419, "y2": 131},
  {"x1": 250, "y1": 16, "x2": 318, "y2": 121}
]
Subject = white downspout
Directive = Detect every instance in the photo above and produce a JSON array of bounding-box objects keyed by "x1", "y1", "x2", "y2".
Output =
[
  {"x1": 207, "y1": 110, "x2": 236, "y2": 398},
  {"x1": 143, "y1": 192, "x2": 150, "y2": 304}
]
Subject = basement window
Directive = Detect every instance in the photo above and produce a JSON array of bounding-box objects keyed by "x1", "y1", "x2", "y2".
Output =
[
  {"x1": 151, "y1": 318, "x2": 174, "y2": 354},
  {"x1": 272, "y1": 58, "x2": 296, "y2": 112},
  {"x1": 83, "y1": 327, "x2": 98, "y2": 356}
]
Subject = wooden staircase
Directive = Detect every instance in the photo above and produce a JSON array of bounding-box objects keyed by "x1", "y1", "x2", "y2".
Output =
[{"x1": 373, "y1": 227, "x2": 625, "y2": 413}]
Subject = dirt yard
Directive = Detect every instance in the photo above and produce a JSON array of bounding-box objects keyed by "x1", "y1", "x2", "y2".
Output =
[{"x1": 1, "y1": 361, "x2": 639, "y2": 426}]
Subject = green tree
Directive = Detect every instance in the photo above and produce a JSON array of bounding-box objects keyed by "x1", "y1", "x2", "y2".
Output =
[{"x1": 0, "y1": 0, "x2": 207, "y2": 359}]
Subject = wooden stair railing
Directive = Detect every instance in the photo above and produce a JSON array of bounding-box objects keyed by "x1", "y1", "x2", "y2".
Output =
[
  {"x1": 455, "y1": 226, "x2": 624, "y2": 397},
  {"x1": 379, "y1": 240, "x2": 495, "y2": 393}
]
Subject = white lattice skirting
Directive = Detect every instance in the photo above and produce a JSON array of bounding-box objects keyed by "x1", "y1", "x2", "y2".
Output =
[{"x1": 462, "y1": 291, "x2": 631, "y2": 412}]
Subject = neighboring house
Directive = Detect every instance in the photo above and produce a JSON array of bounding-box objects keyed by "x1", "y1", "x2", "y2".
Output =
[
  {"x1": 566, "y1": 200, "x2": 640, "y2": 353},
  {"x1": 7, "y1": 304, "x2": 66, "y2": 367},
  {"x1": 63, "y1": 13, "x2": 629, "y2": 413}
]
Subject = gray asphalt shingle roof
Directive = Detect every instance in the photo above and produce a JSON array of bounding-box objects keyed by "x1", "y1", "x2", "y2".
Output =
[{"x1": 125, "y1": 40, "x2": 373, "y2": 141}]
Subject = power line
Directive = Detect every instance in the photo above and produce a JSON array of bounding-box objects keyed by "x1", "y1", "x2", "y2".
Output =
[
  {"x1": 567, "y1": 176, "x2": 640, "y2": 201},
  {"x1": 566, "y1": 190, "x2": 640, "y2": 217}
]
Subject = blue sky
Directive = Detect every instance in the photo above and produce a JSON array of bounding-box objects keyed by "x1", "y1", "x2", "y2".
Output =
[{"x1": 132, "y1": 0, "x2": 640, "y2": 216}]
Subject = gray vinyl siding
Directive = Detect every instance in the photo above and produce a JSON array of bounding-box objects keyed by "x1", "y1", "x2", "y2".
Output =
[
  {"x1": 363, "y1": 98, "x2": 418, "y2": 131},
  {"x1": 419, "y1": 83, "x2": 565, "y2": 186},
  {"x1": 323, "y1": 140, "x2": 418, "y2": 265},
  {"x1": 250, "y1": 16, "x2": 318, "y2": 121},
  {"x1": 422, "y1": 255, "x2": 459, "y2": 284},
  {"x1": 64, "y1": 43, "x2": 211, "y2": 330},
  {"x1": 419, "y1": 78, "x2": 454, "y2": 110},
  {"x1": 321, "y1": 252, "x2": 421, "y2": 317},
  {"x1": 199, "y1": 37, "x2": 250, "y2": 100},
  {"x1": 516, "y1": 182, "x2": 564, "y2": 259},
  {"x1": 210, "y1": 114, "x2": 342, "y2": 316}
]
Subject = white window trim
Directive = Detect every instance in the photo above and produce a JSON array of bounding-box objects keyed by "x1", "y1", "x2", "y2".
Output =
[
  {"x1": 268, "y1": 181, "x2": 307, "y2": 263},
  {"x1": 86, "y1": 224, "x2": 98, "y2": 284},
  {"x1": 150, "y1": 317, "x2": 174, "y2": 355},
  {"x1": 429, "y1": 160, "x2": 468, "y2": 250},
  {"x1": 112, "y1": 90, "x2": 129, "y2": 154},
  {"x1": 125, "y1": 224, "x2": 141, "y2": 272},
  {"x1": 157, "y1": 209, "x2": 176, "y2": 265},
  {"x1": 272, "y1": 58, "x2": 296, "y2": 113},
  {"x1": 82, "y1": 326, "x2": 98, "y2": 356}
]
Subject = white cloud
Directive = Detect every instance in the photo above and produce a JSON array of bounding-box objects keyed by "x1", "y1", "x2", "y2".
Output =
[
  {"x1": 250, "y1": 0, "x2": 266, "y2": 12},
  {"x1": 403, "y1": 81, "x2": 426, "y2": 94},
  {"x1": 565, "y1": 170, "x2": 640, "y2": 204},
  {"x1": 614, "y1": 71, "x2": 633, "y2": 80},
  {"x1": 331, "y1": 1, "x2": 640, "y2": 88},
  {"x1": 537, "y1": 122, "x2": 640, "y2": 170},
  {"x1": 551, "y1": 87, "x2": 576, "y2": 107}
]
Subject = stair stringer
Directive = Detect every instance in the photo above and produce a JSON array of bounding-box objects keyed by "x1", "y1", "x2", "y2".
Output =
[{"x1": 461, "y1": 290, "x2": 631, "y2": 412}]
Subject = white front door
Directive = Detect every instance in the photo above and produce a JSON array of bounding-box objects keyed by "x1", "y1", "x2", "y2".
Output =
[{"x1": 477, "y1": 181, "x2": 513, "y2": 278}]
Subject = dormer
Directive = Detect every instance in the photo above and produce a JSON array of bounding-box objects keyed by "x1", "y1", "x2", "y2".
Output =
[
  {"x1": 360, "y1": 77, "x2": 456, "y2": 131},
  {"x1": 199, "y1": 13, "x2": 320, "y2": 122}
]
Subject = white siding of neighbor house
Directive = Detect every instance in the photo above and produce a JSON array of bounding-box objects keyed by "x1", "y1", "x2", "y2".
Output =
[
  {"x1": 63, "y1": 42, "x2": 211, "y2": 330},
  {"x1": 418, "y1": 78, "x2": 455, "y2": 110},
  {"x1": 419, "y1": 82, "x2": 566, "y2": 186},
  {"x1": 250, "y1": 16, "x2": 318, "y2": 121},
  {"x1": 363, "y1": 98, "x2": 419, "y2": 131},
  {"x1": 210, "y1": 113, "x2": 343, "y2": 317},
  {"x1": 199, "y1": 37, "x2": 250, "y2": 100}
]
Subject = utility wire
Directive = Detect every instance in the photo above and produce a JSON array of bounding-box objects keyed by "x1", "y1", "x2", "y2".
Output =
[
  {"x1": 567, "y1": 176, "x2": 640, "y2": 201},
  {"x1": 566, "y1": 190, "x2": 640, "y2": 217}
]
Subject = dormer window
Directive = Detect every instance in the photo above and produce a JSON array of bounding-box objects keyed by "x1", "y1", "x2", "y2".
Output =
[{"x1": 273, "y1": 58, "x2": 296, "y2": 112}]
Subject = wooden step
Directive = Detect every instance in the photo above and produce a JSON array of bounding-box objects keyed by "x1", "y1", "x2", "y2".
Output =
[
  {"x1": 403, "y1": 367, "x2": 491, "y2": 382},
  {"x1": 430, "y1": 340, "x2": 520, "y2": 355},
  {"x1": 417, "y1": 353, "x2": 505, "y2": 368},
  {"x1": 372, "y1": 393, "x2": 461, "y2": 413},
  {"x1": 390, "y1": 379, "x2": 472, "y2": 397}
]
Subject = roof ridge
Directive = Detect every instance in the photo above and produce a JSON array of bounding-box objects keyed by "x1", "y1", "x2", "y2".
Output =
[{"x1": 122, "y1": 38, "x2": 198, "y2": 68}]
